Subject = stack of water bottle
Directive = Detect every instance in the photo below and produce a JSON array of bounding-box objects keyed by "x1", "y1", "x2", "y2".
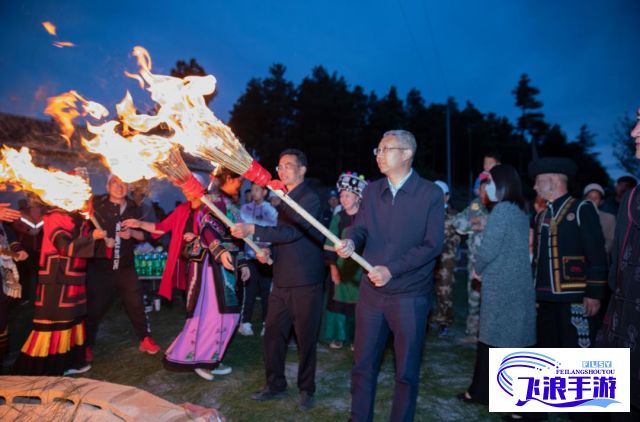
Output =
[
  {"x1": 134, "y1": 243, "x2": 167, "y2": 314},
  {"x1": 134, "y1": 244, "x2": 168, "y2": 277}
]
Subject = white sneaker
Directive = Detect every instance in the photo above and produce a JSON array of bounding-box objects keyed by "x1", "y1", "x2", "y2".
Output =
[
  {"x1": 64, "y1": 364, "x2": 91, "y2": 376},
  {"x1": 238, "y1": 322, "x2": 254, "y2": 336},
  {"x1": 329, "y1": 341, "x2": 343, "y2": 350},
  {"x1": 211, "y1": 363, "x2": 232, "y2": 375},
  {"x1": 195, "y1": 368, "x2": 214, "y2": 381}
]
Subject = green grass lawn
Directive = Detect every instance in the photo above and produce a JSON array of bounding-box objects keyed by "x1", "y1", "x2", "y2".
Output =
[{"x1": 6, "y1": 272, "x2": 568, "y2": 421}]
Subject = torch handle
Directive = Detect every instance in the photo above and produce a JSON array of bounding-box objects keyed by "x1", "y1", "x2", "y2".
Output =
[
  {"x1": 268, "y1": 188, "x2": 374, "y2": 273},
  {"x1": 89, "y1": 214, "x2": 104, "y2": 232},
  {"x1": 200, "y1": 196, "x2": 274, "y2": 266}
]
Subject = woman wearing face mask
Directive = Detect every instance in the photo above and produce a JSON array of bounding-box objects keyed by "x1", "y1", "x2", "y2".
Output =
[{"x1": 458, "y1": 164, "x2": 536, "y2": 406}]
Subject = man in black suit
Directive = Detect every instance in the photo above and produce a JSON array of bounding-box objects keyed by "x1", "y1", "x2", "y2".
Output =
[{"x1": 231, "y1": 149, "x2": 325, "y2": 411}]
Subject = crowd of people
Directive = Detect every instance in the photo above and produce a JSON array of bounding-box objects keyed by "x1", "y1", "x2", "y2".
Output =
[{"x1": 1, "y1": 112, "x2": 639, "y2": 420}]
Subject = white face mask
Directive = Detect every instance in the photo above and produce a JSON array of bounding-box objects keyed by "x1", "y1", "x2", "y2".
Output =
[{"x1": 486, "y1": 180, "x2": 498, "y2": 202}]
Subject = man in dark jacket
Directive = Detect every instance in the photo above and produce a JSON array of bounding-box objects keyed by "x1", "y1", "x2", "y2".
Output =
[
  {"x1": 337, "y1": 130, "x2": 444, "y2": 422},
  {"x1": 86, "y1": 175, "x2": 160, "y2": 362},
  {"x1": 231, "y1": 149, "x2": 325, "y2": 411}
]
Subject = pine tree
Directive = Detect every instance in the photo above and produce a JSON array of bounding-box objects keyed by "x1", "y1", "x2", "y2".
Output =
[
  {"x1": 512, "y1": 74, "x2": 547, "y2": 151},
  {"x1": 613, "y1": 113, "x2": 640, "y2": 176},
  {"x1": 575, "y1": 124, "x2": 597, "y2": 153},
  {"x1": 228, "y1": 64, "x2": 296, "y2": 170}
]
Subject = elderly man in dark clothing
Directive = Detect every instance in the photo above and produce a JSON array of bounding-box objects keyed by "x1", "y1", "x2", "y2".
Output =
[
  {"x1": 231, "y1": 149, "x2": 325, "y2": 411},
  {"x1": 529, "y1": 157, "x2": 608, "y2": 350},
  {"x1": 336, "y1": 130, "x2": 444, "y2": 422}
]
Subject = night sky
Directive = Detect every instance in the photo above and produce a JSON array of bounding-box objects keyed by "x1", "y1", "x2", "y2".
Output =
[{"x1": 1, "y1": 0, "x2": 638, "y2": 180}]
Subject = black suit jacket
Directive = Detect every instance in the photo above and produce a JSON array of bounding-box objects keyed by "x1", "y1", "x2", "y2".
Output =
[{"x1": 254, "y1": 180, "x2": 325, "y2": 287}]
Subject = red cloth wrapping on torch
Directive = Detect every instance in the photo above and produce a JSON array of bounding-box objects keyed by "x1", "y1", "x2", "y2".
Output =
[
  {"x1": 243, "y1": 159, "x2": 287, "y2": 192},
  {"x1": 177, "y1": 174, "x2": 205, "y2": 199},
  {"x1": 243, "y1": 159, "x2": 272, "y2": 187}
]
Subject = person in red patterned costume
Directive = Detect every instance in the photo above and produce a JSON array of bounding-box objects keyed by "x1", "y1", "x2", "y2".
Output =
[{"x1": 13, "y1": 208, "x2": 111, "y2": 376}]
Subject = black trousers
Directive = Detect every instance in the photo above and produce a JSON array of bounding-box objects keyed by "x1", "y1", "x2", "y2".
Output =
[
  {"x1": 537, "y1": 301, "x2": 599, "y2": 348},
  {"x1": 85, "y1": 264, "x2": 149, "y2": 347},
  {"x1": 16, "y1": 251, "x2": 38, "y2": 301},
  {"x1": 467, "y1": 341, "x2": 491, "y2": 405},
  {"x1": 241, "y1": 260, "x2": 272, "y2": 323},
  {"x1": 263, "y1": 283, "x2": 323, "y2": 394},
  {"x1": 0, "y1": 291, "x2": 9, "y2": 373}
]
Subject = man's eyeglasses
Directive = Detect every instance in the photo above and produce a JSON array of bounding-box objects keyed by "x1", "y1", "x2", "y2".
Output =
[
  {"x1": 276, "y1": 163, "x2": 299, "y2": 172},
  {"x1": 373, "y1": 147, "x2": 409, "y2": 156}
]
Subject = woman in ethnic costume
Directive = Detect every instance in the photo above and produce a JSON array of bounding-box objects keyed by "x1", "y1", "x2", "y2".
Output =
[
  {"x1": 124, "y1": 169, "x2": 248, "y2": 381},
  {"x1": 13, "y1": 208, "x2": 108, "y2": 375},
  {"x1": 321, "y1": 172, "x2": 367, "y2": 350},
  {"x1": 1, "y1": 204, "x2": 28, "y2": 374}
]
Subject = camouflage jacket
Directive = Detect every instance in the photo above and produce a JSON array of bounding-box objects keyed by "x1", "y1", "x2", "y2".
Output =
[
  {"x1": 442, "y1": 207, "x2": 461, "y2": 262},
  {"x1": 452, "y1": 198, "x2": 489, "y2": 265}
]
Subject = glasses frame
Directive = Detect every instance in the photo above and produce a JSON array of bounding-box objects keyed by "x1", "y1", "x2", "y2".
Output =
[
  {"x1": 373, "y1": 147, "x2": 410, "y2": 156},
  {"x1": 275, "y1": 163, "x2": 300, "y2": 172}
]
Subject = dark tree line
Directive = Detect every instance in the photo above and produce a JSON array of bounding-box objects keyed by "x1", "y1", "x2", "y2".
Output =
[
  {"x1": 613, "y1": 113, "x2": 640, "y2": 177},
  {"x1": 177, "y1": 59, "x2": 611, "y2": 195}
]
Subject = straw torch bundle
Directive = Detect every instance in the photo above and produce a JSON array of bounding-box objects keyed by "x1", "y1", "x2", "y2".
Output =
[
  {"x1": 93, "y1": 45, "x2": 371, "y2": 271},
  {"x1": 153, "y1": 147, "x2": 273, "y2": 265},
  {"x1": 189, "y1": 128, "x2": 373, "y2": 272}
]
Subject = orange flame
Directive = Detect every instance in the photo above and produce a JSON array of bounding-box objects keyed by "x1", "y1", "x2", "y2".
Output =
[
  {"x1": 0, "y1": 147, "x2": 92, "y2": 212},
  {"x1": 42, "y1": 21, "x2": 56, "y2": 36},
  {"x1": 44, "y1": 87, "x2": 174, "y2": 183},
  {"x1": 81, "y1": 119, "x2": 173, "y2": 183},
  {"x1": 54, "y1": 46, "x2": 240, "y2": 185},
  {"x1": 53, "y1": 41, "x2": 76, "y2": 48},
  {"x1": 122, "y1": 46, "x2": 234, "y2": 159},
  {"x1": 44, "y1": 90, "x2": 109, "y2": 145}
]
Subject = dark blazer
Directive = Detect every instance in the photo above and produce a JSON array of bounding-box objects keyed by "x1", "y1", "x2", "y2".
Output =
[
  {"x1": 346, "y1": 171, "x2": 444, "y2": 297},
  {"x1": 254, "y1": 180, "x2": 325, "y2": 287}
]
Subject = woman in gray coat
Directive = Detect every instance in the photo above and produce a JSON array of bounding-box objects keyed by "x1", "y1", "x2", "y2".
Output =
[{"x1": 458, "y1": 164, "x2": 536, "y2": 406}]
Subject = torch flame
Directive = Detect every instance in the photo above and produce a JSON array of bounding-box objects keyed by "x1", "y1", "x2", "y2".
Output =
[
  {"x1": 53, "y1": 41, "x2": 76, "y2": 48},
  {"x1": 45, "y1": 90, "x2": 109, "y2": 145},
  {"x1": 52, "y1": 46, "x2": 250, "y2": 186},
  {"x1": 115, "y1": 91, "x2": 164, "y2": 132},
  {"x1": 42, "y1": 21, "x2": 76, "y2": 48},
  {"x1": 42, "y1": 21, "x2": 57, "y2": 36},
  {"x1": 44, "y1": 87, "x2": 175, "y2": 184},
  {"x1": 0, "y1": 147, "x2": 92, "y2": 212},
  {"x1": 81, "y1": 120, "x2": 173, "y2": 183},
  {"x1": 123, "y1": 46, "x2": 247, "y2": 168}
]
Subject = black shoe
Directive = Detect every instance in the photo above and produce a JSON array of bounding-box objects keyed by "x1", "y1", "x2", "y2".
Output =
[
  {"x1": 457, "y1": 391, "x2": 476, "y2": 404},
  {"x1": 251, "y1": 387, "x2": 287, "y2": 401},
  {"x1": 299, "y1": 391, "x2": 315, "y2": 411}
]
